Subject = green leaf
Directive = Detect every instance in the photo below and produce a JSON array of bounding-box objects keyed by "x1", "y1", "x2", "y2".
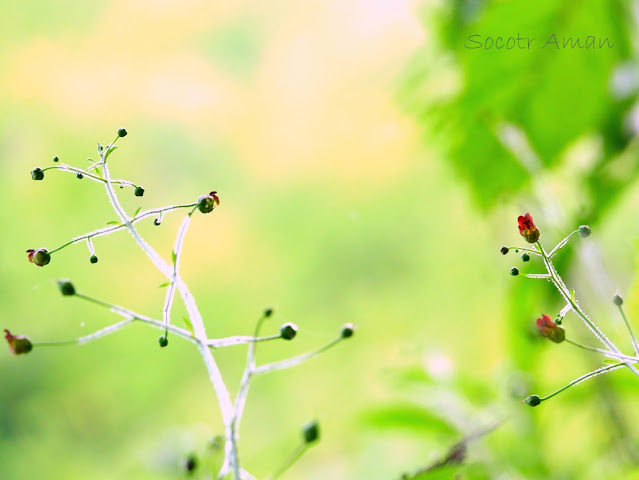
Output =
[
  {"x1": 171, "y1": 250, "x2": 177, "y2": 263},
  {"x1": 104, "y1": 146, "x2": 118, "y2": 161},
  {"x1": 602, "y1": 359, "x2": 622, "y2": 365},
  {"x1": 360, "y1": 403, "x2": 456, "y2": 436},
  {"x1": 133, "y1": 207, "x2": 142, "y2": 219},
  {"x1": 570, "y1": 289, "x2": 575, "y2": 304},
  {"x1": 106, "y1": 221, "x2": 121, "y2": 226},
  {"x1": 158, "y1": 282, "x2": 170, "y2": 288},
  {"x1": 181, "y1": 316, "x2": 194, "y2": 335}
]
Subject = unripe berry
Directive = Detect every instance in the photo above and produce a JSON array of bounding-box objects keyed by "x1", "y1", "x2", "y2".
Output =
[
  {"x1": 264, "y1": 307, "x2": 274, "y2": 318},
  {"x1": 31, "y1": 167, "x2": 44, "y2": 180},
  {"x1": 158, "y1": 336, "x2": 168, "y2": 347},
  {"x1": 521, "y1": 253, "x2": 530, "y2": 262},
  {"x1": 117, "y1": 127, "x2": 127, "y2": 137},
  {"x1": 510, "y1": 267, "x2": 519, "y2": 276},
  {"x1": 57, "y1": 279, "x2": 76, "y2": 296},
  {"x1": 280, "y1": 322, "x2": 298, "y2": 340},
  {"x1": 579, "y1": 225, "x2": 591, "y2": 238},
  {"x1": 524, "y1": 394, "x2": 541, "y2": 407},
  {"x1": 302, "y1": 420, "x2": 319, "y2": 444},
  {"x1": 53, "y1": 156, "x2": 59, "y2": 162},
  {"x1": 76, "y1": 173, "x2": 84, "y2": 179},
  {"x1": 134, "y1": 186, "x2": 145, "y2": 197},
  {"x1": 500, "y1": 246, "x2": 509, "y2": 255},
  {"x1": 90, "y1": 255, "x2": 98, "y2": 264},
  {"x1": 613, "y1": 293, "x2": 623, "y2": 306},
  {"x1": 340, "y1": 323, "x2": 355, "y2": 339}
]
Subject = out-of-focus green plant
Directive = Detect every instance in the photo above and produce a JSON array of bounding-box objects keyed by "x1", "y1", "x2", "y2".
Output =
[{"x1": 4, "y1": 129, "x2": 356, "y2": 480}]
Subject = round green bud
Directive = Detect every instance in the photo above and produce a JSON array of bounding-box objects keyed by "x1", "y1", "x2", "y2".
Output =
[
  {"x1": 302, "y1": 420, "x2": 320, "y2": 444},
  {"x1": 90, "y1": 255, "x2": 98, "y2": 264},
  {"x1": 57, "y1": 279, "x2": 76, "y2": 296},
  {"x1": 554, "y1": 317, "x2": 562, "y2": 325},
  {"x1": 510, "y1": 267, "x2": 519, "y2": 276},
  {"x1": 33, "y1": 249, "x2": 51, "y2": 266},
  {"x1": 76, "y1": 173, "x2": 83, "y2": 179},
  {"x1": 197, "y1": 195, "x2": 216, "y2": 214},
  {"x1": 117, "y1": 127, "x2": 127, "y2": 138},
  {"x1": 521, "y1": 253, "x2": 530, "y2": 262},
  {"x1": 31, "y1": 167, "x2": 44, "y2": 181},
  {"x1": 280, "y1": 322, "x2": 298, "y2": 340},
  {"x1": 264, "y1": 307, "x2": 274, "y2": 318},
  {"x1": 524, "y1": 394, "x2": 541, "y2": 407},
  {"x1": 134, "y1": 186, "x2": 145, "y2": 197},
  {"x1": 158, "y1": 336, "x2": 168, "y2": 347},
  {"x1": 340, "y1": 323, "x2": 355, "y2": 339},
  {"x1": 578, "y1": 225, "x2": 591, "y2": 238},
  {"x1": 53, "y1": 156, "x2": 59, "y2": 162},
  {"x1": 500, "y1": 246, "x2": 509, "y2": 255},
  {"x1": 185, "y1": 454, "x2": 197, "y2": 473},
  {"x1": 613, "y1": 293, "x2": 623, "y2": 307}
]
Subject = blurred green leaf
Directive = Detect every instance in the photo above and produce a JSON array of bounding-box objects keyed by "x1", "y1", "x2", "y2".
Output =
[{"x1": 361, "y1": 403, "x2": 456, "y2": 436}]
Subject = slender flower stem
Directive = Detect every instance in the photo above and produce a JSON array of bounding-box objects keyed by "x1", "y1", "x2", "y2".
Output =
[
  {"x1": 548, "y1": 230, "x2": 579, "y2": 258},
  {"x1": 41, "y1": 163, "x2": 139, "y2": 189},
  {"x1": 616, "y1": 304, "x2": 639, "y2": 357},
  {"x1": 32, "y1": 318, "x2": 135, "y2": 347},
  {"x1": 564, "y1": 339, "x2": 639, "y2": 363},
  {"x1": 208, "y1": 334, "x2": 281, "y2": 348},
  {"x1": 269, "y1": 444, "x2": 309, "y2": 480},
  {"x1": 539, "y1": 363, "x2": 625, "y2": 403},
  {"x1": 48, "y1": 203, "x2": 197, "y2": 254},
  {"x1": 98, "y1": 144, "x2": 238, "y2": 477},
  {"x1": 504, "y1": 246, "x2": 541, "y2": 256},
  {"x1": 253, "y1": 337, "x2": 344, "y2": 375}
]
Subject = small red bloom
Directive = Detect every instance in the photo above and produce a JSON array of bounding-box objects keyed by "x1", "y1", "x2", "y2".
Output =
[
  {"x1": 518, "y1": 213, "x2": 540, "y2": 243},
  {"x1": 26, "y1": 249, "x2": 35, "y2": 263},
  {"x1": 4, "y1": 329, "x2": 33, "y2": 355},
  {"x1": 536, "y1": 314, "x2": 564, "y2": 343},
  {"x1": 209, "y1": 191, "x2": 220, "y2": 207}
]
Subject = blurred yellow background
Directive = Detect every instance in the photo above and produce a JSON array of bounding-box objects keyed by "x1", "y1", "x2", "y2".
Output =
[{"x1": 3, "y1": 1, "x2": 639, "y2": 479}]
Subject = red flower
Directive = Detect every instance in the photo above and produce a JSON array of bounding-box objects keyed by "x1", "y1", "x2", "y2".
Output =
[
  {"x1": 518, "y1": 213, "x2": 540, "y2": 243},
  {"x1": 209, "y1": 191, "x2": 220, "y2": 207},
  {"x1": 536, "y1": 314, "x2": 564, "y2": 343},
  {"x1": 4, "y1": 329, "x2": 33, "y2": 355},
  {"x1": 26, "y1": 249, "x2": 35, "y2": 263}
]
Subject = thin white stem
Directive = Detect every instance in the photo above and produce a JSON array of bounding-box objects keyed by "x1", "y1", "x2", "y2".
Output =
[
  {"x1": 565, "y1": 339, "x2": 639, "y2": 363},
  {"x1": 548, "y1": 230, "x2": 579, "y2": 258},
  {"x1": 99, "y1": 144, "x2": 239, "y2": 477},
  {"x1": 33, "y1": 318, "x2": 135, "y2": 347},
  {"x1": 617, "y1": 304, "x2": 639, "y2": 357},
  {"x1": 253, "y1": 337, "x2": 343, "y2": 375},
  {"x1": 208, "y1": 334, "x2": 281, "y2": 348}
]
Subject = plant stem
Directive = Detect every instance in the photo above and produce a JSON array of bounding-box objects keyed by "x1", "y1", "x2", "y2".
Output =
[
  {"x1": 253, "y1": 337, "x2": 344, "y2": 375},
  {"x1": 540, "y1": 363, "x2": 625, "y2": 403},
  {"x1": 617, "y1": 304, "x2": 639, "y2": 356}
]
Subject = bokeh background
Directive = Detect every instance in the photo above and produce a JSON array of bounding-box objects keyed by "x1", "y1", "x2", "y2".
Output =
[{"x1": 3, "y1": 1, "x2": 639, "y2": 479}]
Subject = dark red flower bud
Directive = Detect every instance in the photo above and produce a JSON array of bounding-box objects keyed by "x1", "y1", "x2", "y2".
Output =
[
  {"x1": 536, "y1": 314, "x2": 565, "y2": 343},
  {"x1": 27, "y1": 248, "x2": 50, "y2": 266},
  {"x1": 4, "y1": 329, "x2": 33, "y2": 355},
  {"x1": 197, "y1": 191, "x2": 220, "y2": 214},
  {"x1": 517, "y1": 213, "x2": 540, "y2": 243}
]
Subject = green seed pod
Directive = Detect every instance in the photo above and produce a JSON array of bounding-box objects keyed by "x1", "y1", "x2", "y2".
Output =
[
  {"x1": 510, "y1": 267, "x2": 519, "y2": 276},
  {"x1": 31, "y1": 167, "x2": 44, "y2": 180},
  {"x1": 524, "y1": 394, "x2": 541, "y2": 407},
  {"x1": 521, "y1": 253, "x2": 530, "y2": 262},
  {"x1": 578, "y1": 225, "x2": 591, "y2": 238},
  {"x1": 134, "y1": 186, "x2": 145, "y2": 197},
  {"x1": 76, "y1": 173, "x2": 84, "y2": 179},
  {"x1": 117, "y1": 127, "x2": 127, "y2": 138},
  {"x1": 90, "y1": 255, "x2": 98, "y2": 264},
  {"x1": 57, "y1": 279, "x2": 76, "y2": 296},
  {"x1": 53, "y1": 156, "x2": 59, "y2": 162},
  {"x1": 264, "y1": 307, "x2": 273, "y2": 318},
  {"x1": 4, "y1": 329, "x2": 33, "y2": 355},
  {"x1": 158, "y1": 336, "x2": 168, "y2": 347},
  {"x1": 280, "y1": 322, "x2": 298, "y2": 340},
  {"x1": 613, "y1": 293, "x2": 623, "y2": 307},
  {"x1": 500, "y1": 246, "x2": 509, "y2": 255},
  {"x1": 33, "y1": 249, "x2": 51, "y2": 266},
  {"x1": 302, "y1": 420, "x2": 320, "y2": 444},
  {"x1": 340, "y1": 323, "x2": 355, "y2": 339}
]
